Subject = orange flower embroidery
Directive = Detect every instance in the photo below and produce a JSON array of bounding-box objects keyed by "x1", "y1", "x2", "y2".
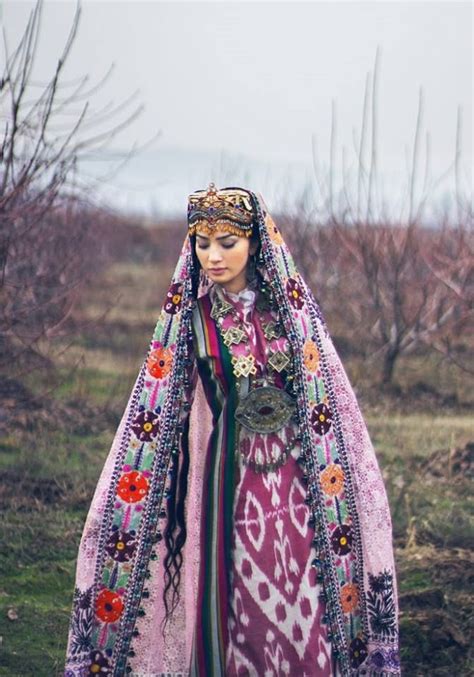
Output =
[
  {"x1": 303, "y1": 339, "x2": 319, "y2": 373},
  {"x1": 147, "y1": 346, "x2": 172, "y2": 379},
  {"x1": 266, "y1": 215, "x2": 284, "y2": 245},
  {"x1": 95, "y1": 588, "x2": 124, "y2": 623},
  {"x1": 116, "y1": 471, "x2": 150, "y2": 504},
  {"x1": 340, "y1": 582, "x2": 359, "y2": 613},
  {"x1": 320, "y1": 464, "x2": 344, "y2": 496}
]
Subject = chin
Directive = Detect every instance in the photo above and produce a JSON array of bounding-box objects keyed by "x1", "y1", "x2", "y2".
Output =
[{"x1": 209, "y1": 272, "x2": 232, "y2": 283}]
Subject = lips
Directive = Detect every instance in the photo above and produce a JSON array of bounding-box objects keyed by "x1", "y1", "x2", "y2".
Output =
[{"x1": 208, "y1": 268, "x2": 226, "y2": 273}]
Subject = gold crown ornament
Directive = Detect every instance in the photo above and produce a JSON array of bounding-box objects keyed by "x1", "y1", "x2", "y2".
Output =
[{"x1": 187, "y1": 183, "x2": 255, "y2": 238}]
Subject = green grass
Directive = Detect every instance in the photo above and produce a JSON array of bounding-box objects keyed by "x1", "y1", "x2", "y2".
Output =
[
  {"x1": 367, "y1": 412, "x2": 473, "y2": 458},
  {"x1": 345, "y1": 350, "x2": 473, "y2": 407},
  {"x1": 399, "y1": 566, "x2": 434, "y2": 593},
  {"x1": 0, "y1": 428, "x2": 100, "y2": 676},
  {"x1": 0, "y1": 557, "x2": 76, "y2": 676}
]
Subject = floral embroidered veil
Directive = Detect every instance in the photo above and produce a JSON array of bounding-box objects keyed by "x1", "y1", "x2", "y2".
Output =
[{"x1": 64, "y1": 187, "x2": 400, "y2": 676}]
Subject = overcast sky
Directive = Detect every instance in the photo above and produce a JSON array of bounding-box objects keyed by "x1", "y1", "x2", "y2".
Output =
[{"x1": 1, "y1": 1, "x2": 472, "y2": 217}]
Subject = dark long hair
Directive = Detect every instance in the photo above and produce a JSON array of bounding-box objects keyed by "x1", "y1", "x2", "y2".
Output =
[{"x1": 161, "y1": 413, "x2": 191, "y2": 631}]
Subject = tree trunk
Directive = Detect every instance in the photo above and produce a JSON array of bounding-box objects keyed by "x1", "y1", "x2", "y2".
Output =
[{"x1": 381, "y1": 346, "x2": 399, "y2": 385}]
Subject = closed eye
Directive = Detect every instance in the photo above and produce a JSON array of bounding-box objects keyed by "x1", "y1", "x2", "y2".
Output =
[{"x1": 196, "y1": 242, "x2": 236, "y2": 250}]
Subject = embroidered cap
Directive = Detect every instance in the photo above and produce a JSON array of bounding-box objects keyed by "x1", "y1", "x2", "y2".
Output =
[{"x1": 187, "y1": 183, "x2": 255, "y2": 238}]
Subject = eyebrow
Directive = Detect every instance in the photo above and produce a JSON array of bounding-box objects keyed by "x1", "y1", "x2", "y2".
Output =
[{"x1": 196, "y1": 233, "x2": 237, "y2": 241}]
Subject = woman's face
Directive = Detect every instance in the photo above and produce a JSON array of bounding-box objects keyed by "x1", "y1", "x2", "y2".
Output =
[{"x1": 195, "y1": 228, "x2": 258, "y2": 294}]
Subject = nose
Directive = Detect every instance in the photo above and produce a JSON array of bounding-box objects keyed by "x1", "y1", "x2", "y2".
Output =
[{"x1": 208, "y1": 245, "x2": 223, "y2": 263}]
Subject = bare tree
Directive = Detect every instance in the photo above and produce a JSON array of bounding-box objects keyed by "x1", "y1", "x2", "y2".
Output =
[
  {"x1": 291, "y1": 49, "x2": 473, "y2": 385},
  {"x1": 0, "y1": 1, "x2": 144, "y2": 411}
]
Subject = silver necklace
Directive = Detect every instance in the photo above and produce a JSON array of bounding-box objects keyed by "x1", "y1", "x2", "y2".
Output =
[{"x1": 210, "y1": 285, "x2": 298, "y2": 443}]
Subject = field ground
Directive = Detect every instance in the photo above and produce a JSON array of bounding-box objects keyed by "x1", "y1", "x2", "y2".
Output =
[{"x1": 1, "y1": 263, "x2": 472, "y2": 676}]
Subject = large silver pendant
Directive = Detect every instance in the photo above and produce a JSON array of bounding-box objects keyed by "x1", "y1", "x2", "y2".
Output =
[{"x1": 235, "y1": 385, "x2": 296, "y2": 433}]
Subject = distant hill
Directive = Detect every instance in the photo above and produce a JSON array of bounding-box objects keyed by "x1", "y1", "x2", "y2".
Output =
[{"x1": 78, "y1": 144, "x2": 456, "y2": 225}]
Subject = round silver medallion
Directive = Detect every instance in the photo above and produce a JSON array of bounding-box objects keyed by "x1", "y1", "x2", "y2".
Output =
[{"x1": 235, "y1": 385, "x2": 296, "y2": 433}]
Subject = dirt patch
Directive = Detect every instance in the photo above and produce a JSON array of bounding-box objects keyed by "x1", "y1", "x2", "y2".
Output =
[
  {"x1": 397, "y1": 546, "x2": 473, "y2": 675},
  {"x1": 0, "y1": 468, "x2": 73, "y2": 509},
  {"x1": 0, "y1": 377, "x2": 115, "y2": 436},
  {"x1": 400, "y1": 587, "x2": 446, "y2": 609},
  {"x1": 423, "y1": 441, "x2": 474, "y2": 480}
]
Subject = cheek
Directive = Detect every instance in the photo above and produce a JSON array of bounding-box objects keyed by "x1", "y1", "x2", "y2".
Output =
[
  {"x1": 195, "y1": 248, "x2": 207, "y2": 266},
  {"x1": 228, "y1": 244, "x2": 249, "y2": 268}
]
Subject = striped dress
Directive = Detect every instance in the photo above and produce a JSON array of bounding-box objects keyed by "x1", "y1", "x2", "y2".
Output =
[{"x1": 189, "y1": 283, "x2": 334, "y2": 677}]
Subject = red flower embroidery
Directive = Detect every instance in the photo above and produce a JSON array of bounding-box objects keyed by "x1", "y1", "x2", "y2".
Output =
[
  {"x1": 147, "y1": 346, "x2": 172, "y2": 379},
  {"x1": 116, "y1": 471, "x2": 149, "y2": 504},
  {"x1": 95, "y1": 588, "x2": 124, "y2": 623}
]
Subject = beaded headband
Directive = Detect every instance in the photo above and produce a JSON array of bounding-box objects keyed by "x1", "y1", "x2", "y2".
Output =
[{"x1": 187, "y1": 183, "x2": 255, "y2": 238}]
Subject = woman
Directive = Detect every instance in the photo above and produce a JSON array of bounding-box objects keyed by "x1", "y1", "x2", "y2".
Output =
[{"x1": 65, "y1": 184, "x2": 400, "y2": 676}]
